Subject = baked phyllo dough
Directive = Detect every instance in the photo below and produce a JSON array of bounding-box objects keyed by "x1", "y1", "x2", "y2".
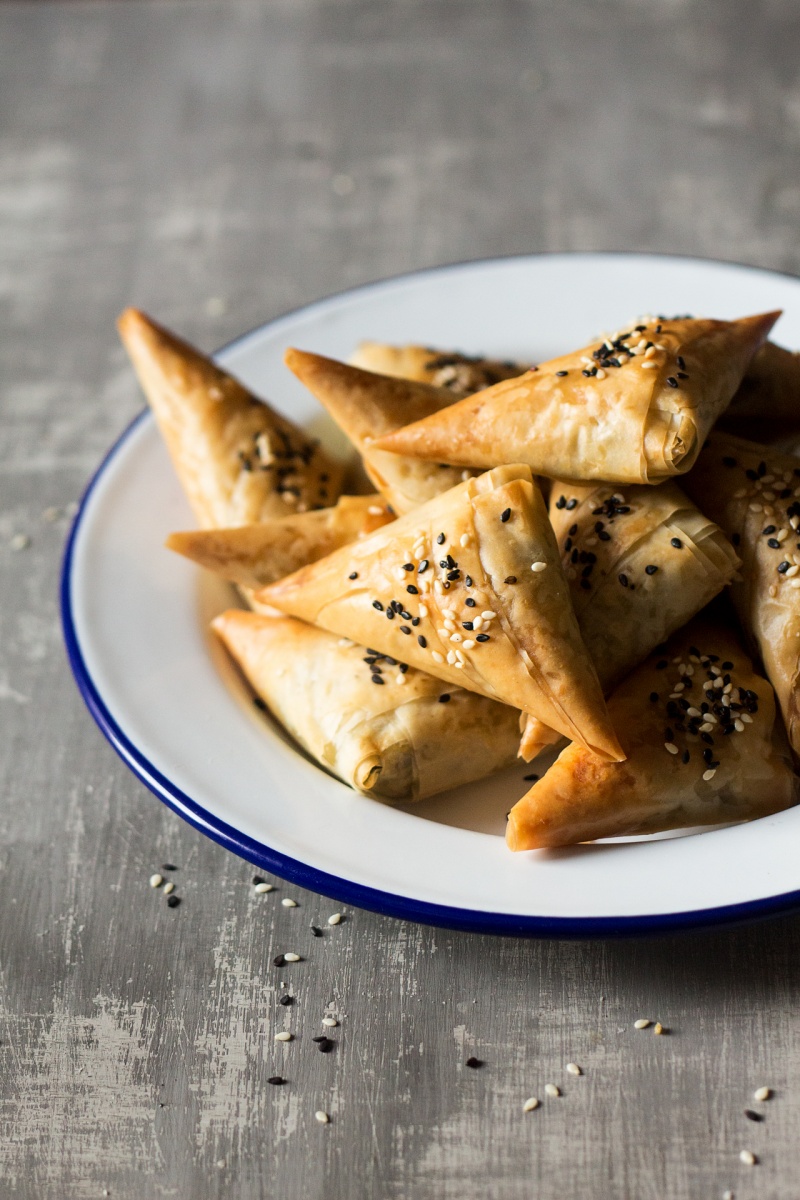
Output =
[
  {"x1": 507, "y1": 617, "x2": 797, "y2": 850},
  {"x1": 213, "y1": 610, "x2": 521, "y2": 800},
  {"x1": 166, "y1": 495, "x2": 393, "y2": 590},
  {"x1": 717, "y1": 340, "x2": 800, "y2": 447},
  {"x1": 117, "y1": 308, "x2": 344, "y2": 527},
  {"x1": 349, "y1": 342, "x2": 528, "y2": 394},
  {"x1": 257, "y1": 464, "x2": 623, "y2": 761},
  {"x1": 684, "y1": 431, "x2": 800, "y2": 757},
  {"x1": 284, "y1": 348, "x2": 480, "y2": 515},
  {"x1": 373, "y1": 313, "x2": 779, "y2": 484},
  {"x1": 520, "y1": 480, "x2": 740, "y2": 759}
]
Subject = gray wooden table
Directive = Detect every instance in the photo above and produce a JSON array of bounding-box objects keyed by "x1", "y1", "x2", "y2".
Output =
[{"x1": 3, "y1": 2, "x2": 800, "y2": 1196}]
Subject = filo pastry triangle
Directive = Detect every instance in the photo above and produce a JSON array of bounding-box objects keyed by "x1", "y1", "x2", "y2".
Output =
[
  {"x1": 284, "y1": 348, "x2": 481, "y2": 515},
  {"x1": 166, "y1": 495, "x2": 394, "y2": 590},
  {"x1": 520, "y1": 480, "x2": 740, "y2": 759},
  {"x1": 373, "y1": 313, "x2": 780, "y2": 484},
  {"x1": 213, "y1": 611, "x2": 522, "y2": 801},
  {"x1": 117, "y1": 309, "x2": 344, "y2": 527},
  {"x1": 507, "y1": 615, "x2": 798, "y2": 851},
  {"x1": 683, "y1": 431, "x2": 800, "y2": 758},
  {"x1": 257, "y1": 464, "x2": 624, "y2": 761},
  {"x1": 349, "y1": 342, "x2": 529, "y2": 395},
  {"x1": 716, "y1": 340, "x2": 800, "y2": 448}
]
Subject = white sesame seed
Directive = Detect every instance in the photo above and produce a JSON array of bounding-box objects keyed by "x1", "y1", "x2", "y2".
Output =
[
  {"x1": 163, "y1": 881, "x2": 175, "y2": 896},
  {"x1": 367, "y1": 505, "x2": 383, "y2": 515},
  {"x1": 739, "y1": 1150, "x2": 757, "y2": 1166},
  {"x1": 722, "y1": 1191, "x2": 734, "y2": 1200},
  {"x1": 702, "y1": 769, "x2": 717, "y2": 782},
  {"x1": 673, "y1": 682, "x2": 685, "y2": 692},
  {"x1": 544, "y1": 1084, "x2": 560, "y2": 1097},
  {"x1": 769, "y1": 585, "x2": 778, "y2": 598},
  {"x1": 396, "y1": 673, "x2": 406, "y2": 685},
  {"x1": 419, "y1": 604, "x2": 429, "y2": 617},
  {"x1": 777, "y1": 527, "x2": 789, "y2": 541},
  {"x1": 434, "y1": 581, "x2": 444, "y2": 595},
  {"x1": 703, "y1": 680, "x2": 715, "y2": 691},
  {"x1": 785, "y1": 565, "x2": 800, "y2": 577},
  {"x1": 481, "y1": 610, "x2": 497, "y2": 619},
  {"x1": 437, "y1": 628, "x2": 449, "y2": 639},
  {"x1": 275, "y1": 1031, "x2": 293, "y2": 1042},
  {"x1": 9, "y1": 534, "x2": 30, "y2": 551},
  {"x1": 741, "y1": 713, "x2": 753, "y2": 724},
  {"x1": 315, "y1": 1110, "x2": 330, "y2": 1124},
  {"x1": 641, "y1": 359, "x2": 658, "y2": 369},
  {"x1": 460, "y1": 534, "x2": 470, "y2": 548},
  {"x1": 446, "y1": 650, "x2": 457, "y2": 665},
  {"x1": 585, "y1": 536, "x2": 598, "y2": 547},
  {"x1": 454, "y1": 661, "x2": 464, "y2": 669},
  {"x1": 149, "y1": 874, "x2": 163, "y2": 889},
  {"x1": 462, "y1": 640, "x2": 475, "y2": 650},
  {"x1": 686, "y1": 707, "x2": 701, "y2": 718},
  {"x1": 42, "y1": 506, "x2": 61, "y2": 522},
  {"x1": 749, "y1": 502, "x2": 763, "y2": 513},
  {"x1": 595, "y1": 369, "x2": 606, "y2": 380},
  {"x1": 254, "y1": 882, "x2": 273, "y2": 893},
  {"x1": 761, "y1": 474, "x2": 776, "y2": 484},
  {"x1": 450, "y1": 633, "x2": 463, "y2": 643},
  {"x1": 634, "y1": 1019, "x2": 651, "y2": 1029},
  {"x1": 283, "y1": 952, "x2": 301, "y2": 962},
  {"x1": 566, "y1": 1063, "x2": 582, "y2": 1076},
  {"x1": 791, "y1": 578, "x2": 800, "y2": 589},
  {"x1": 699, "y1": 723, "x2": 714, "y2": 734},
  {"x1": 522, "y1": 1097, "x2": 540, "y2": 1112},
  {"x1": 322, "y1": 1017, "x2": 338, "y2": 1027},
  {"x1": 664, "y1": 742, "x2": 679, "y2": 755},
  {"x1": 431, "y1": 651, "x2": 444, "y2": 664},
  {"x1": 443, "y1": 619, "x2": 456, "y2": 632},
  {"x1": 282, "y1": 898, "x2": 298, "y2": 908},
  {"x1": 733, "y1": 488, "x2": 747, "y2": 498},
  {"x1": 327, "y1": 913, "x2": 342, "y2": 925},
  {"x1": 530, "y1": 561, "x2": 548, "y2": 573},
  {"x1": 753, "y1": 1086, "x2": 771, "y2": 1102},
  {"x1": 461, "y1": 470, "x2": 471, "y2": 482},
  {"x1": 471, "y1": 616, "x2": 484, "y2": 631},
  {"x1": 653, "y1": 1023, "x2": 665, "y2": 1035}
]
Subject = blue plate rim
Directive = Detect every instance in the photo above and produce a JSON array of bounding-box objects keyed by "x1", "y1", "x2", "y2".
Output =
[{"x1": 60, "y1": 250, "x2": 800, "y2": 938}]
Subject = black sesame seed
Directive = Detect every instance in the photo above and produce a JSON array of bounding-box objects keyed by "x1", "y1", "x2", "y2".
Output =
[
  {"x1": 721, "y1": 661, "x2": 733, "y2": 670},
  {"x1": 403, "y1": 563, "x2": 414, "y2": 572},
  {"x1": 618, "y1": 573, "x2": 628, "y2": 587},
  {"x1": 399, "y1": 626, "x2": 411, "y2": 635},
  {"x1": 407, "y1": 585, "x2": 419, "y2": 594},
  {"x1": 162, "y1": 864, "x2": 178, "y2": 871},
  {"x1": 523, "y1": 774, "x2": 539, "y2": 782},
  {"x1": 656, "y1": 660, "x2": 668, "y2": 669},
  {"x1": 566, "y1": 499, "x2": 578, "y2": 510},
  {"x1": 555, "y1": 370, "x2": 568, "y2": 377},
  {"x1": 418, "y1": 635, "x2": 427, "y2": 648},
  {"x1": 556, "y1": 496, "x2": 567, "y2": 510},
  {"x1": 373, "y1": 600, "x2": 384, "y2": 611},
  {"x1": 268, "y1": 1076, "x2": 286, "y2": 1085},
  {"x1": 768, "y1": 538, "x2": 781, "y2": 549},
  {"x1": 670, "y1": 538, "x2": 683, "y2": 549},
  {"x1": 167, "y1": 896, "x2": 181, "y2": 908},
  {"x1": 252, "y1": 875, "x2": 265, "y2": 885},
  {"x1": 446, "y1": 570, "x2": 460, "y2": 581},
  {"x1": 438, "y1": 694, "x2": 451, "y2": 703},
  {"x1": 762, "y1": 525, "x2": 777, "y2": 536},
  {"x1": 411, "y1": 618, "x2": 420, "y2": 627},
  {"x1": 650, "y1": 692, "x2": 659, "y2": 703},
  {"x1": 758, "y1": 461, "x2": 767, "y2": 476},
  {"x1": 475, "y1": 634, "x2": 490, "y2": 642},
  {"x1": 744, "y1": 1110, "x2": 764, "y2": 1122},
  {"x1": 677, "y1": 356, "x2": 685, "y2": 369},
  {"x1": 315, "y1": 1038, "x2": 334, "y2": 1053},
  {"x1": 386, "y1": 608, "x2": 395, "y2": 620},
  {"x1": 371, "y1": 675, "x2": 384, "y2": 685},
  {"x1": 504, "y1": 576, "x2": 517, "y2": 584},
  {"x1": 594, "y1": 521, "x2": 605, "y2": 533},
  {"x1": 465, "y1": 576, "x2": 473, "y2": 587},
  {"x1": 399, "y1": 663, "x2": 408, "y2": 673},
  {"x1": 310, "y1": 925, "x2": 323, "y2": 937},
  {"x1": 666, "y1": 377, "x2": 678, "y2": 388},
  {"x1": 465, "y1": 1057, "x2": 483, "y2": 1068},
  {"x1": 253, "y1": 697, "x2": 268, "y2": 712},
  {"x1": 279, "y1": 994, "x2": 293, "y2": 1007},
  {"x1": 465, "y1": 597, "x2": 476, "y2": 607},
  {"x1": 349, "y1": 571, "x2": 358, "y2": 580},
  {"x1": 436, "y1": 533, "x2": 446, "y2": 545},
  {"x1": 500, "y1": 508, "x2": 511, "y2": 523},
  {"x1": 645, "y1": 564, "x2": 658, "y2": 575},
  {"x1": 568, "y1": 524, "x2": 578, "y2": 536},
  {"x1": 677, "y1": 371, "x2": 689, "y2": 379},
  {"x1": 598, "y1": 530, "x2": 611, "y2": 542},
  {"x1": 580, "y1": 579, "x2": 591, "y2": 590},
  {"x1": 418, "y1": 560, "x2": 429, "y2": 573},
  {"x1": 564, "y1": 538, "x2": 572, "y2": 552},
  {"x1": 463, "y1": 621, "x2": 474, "y2": 631},
  {"x1": 682, "y1": 750, "x2": 690, "y2": 764},
  {"x1": 701, "y1": 732, "x2": 714, "y2": 745}
]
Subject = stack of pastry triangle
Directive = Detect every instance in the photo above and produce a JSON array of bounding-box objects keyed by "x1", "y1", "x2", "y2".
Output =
[
  {"x1": 373, "y1": 313, "x2": 779, "y2": 484},
  {"x1": 258, "y1": 463, "x2": 624, "y2": 761},
  {"x1": 718, "y1": 340, "x2": 800, "y2": 447},
  {"x1": 350, "y1": 341, "x2": 528, "y2": 394},
  {"x1": 284, "y1": 348, "x2": 480, "y2": 514},
  {"x1": 118, "y1": 309, "x2": 344, "y2": 527},
  {"x1": 166, "y1": 494, "x2": 393, "y2": 590},
  {"x1": 213, "y1": 610, "x2": 522, "y2": 800},
  {"x1": 507, "y1": 614, "x2": 798, "y2": 850}
]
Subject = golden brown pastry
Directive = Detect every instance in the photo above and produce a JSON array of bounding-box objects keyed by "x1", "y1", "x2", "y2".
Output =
[
  {"x1": 373, "y1": 313, "x2": 779, "y2": 484},
  {"x1": 507, "y1": 616, "x2": 797, "y2": 850},
  {"x1": 717, "y1": 340, "x2": 800, "y2": 447},
  {"x1": 683, "y1": 430, "x2": 800, "y2": 757},
  {"x1": 349, "y1": 342, "x2": 528, "y2": 394},
  {"x1": 257, "y1": 464, "x2": 623, "y2": 761},
  {"x1": 520, "y1": 480, "x2": 740, "y2": 759},
  {"x1": 284, "y1": 348, "x2": 481, "y2": 515},
  {"x1": 166, "y1": 494, "x2": 393, "y2": 590},
  {"x1": 213, "y1": 610, "x2": 522, "y2": 801},
  {"x1": 117, "y1": 308, "x2": 344, "y2": 527}
]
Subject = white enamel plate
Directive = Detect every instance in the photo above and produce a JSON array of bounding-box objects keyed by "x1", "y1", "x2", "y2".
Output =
[{"x1": 62, "y1": 253, "x2": 800, "y2": 935}]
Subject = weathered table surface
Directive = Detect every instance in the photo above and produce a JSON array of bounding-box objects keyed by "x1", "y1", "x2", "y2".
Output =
[{"x1": 3, "y1": 2, "x2": 800, "y2": 1196}]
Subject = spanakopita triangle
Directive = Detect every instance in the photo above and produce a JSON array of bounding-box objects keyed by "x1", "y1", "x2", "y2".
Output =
[
  {"x1": 117, "y1": 309, "x2": 344, "y2": 527},
  {"x1": 258, "y1": 464, "x2": 624, "y2": 762},
  {"x1": 283, "y1": 348, "x2": 480, "y2": 514},
  {"x1": 507, "y1": 616, "x2": 797, "y2": 850},
  {"x1": 373, "y1": 313, "x2": 780, "y2": 484}
]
